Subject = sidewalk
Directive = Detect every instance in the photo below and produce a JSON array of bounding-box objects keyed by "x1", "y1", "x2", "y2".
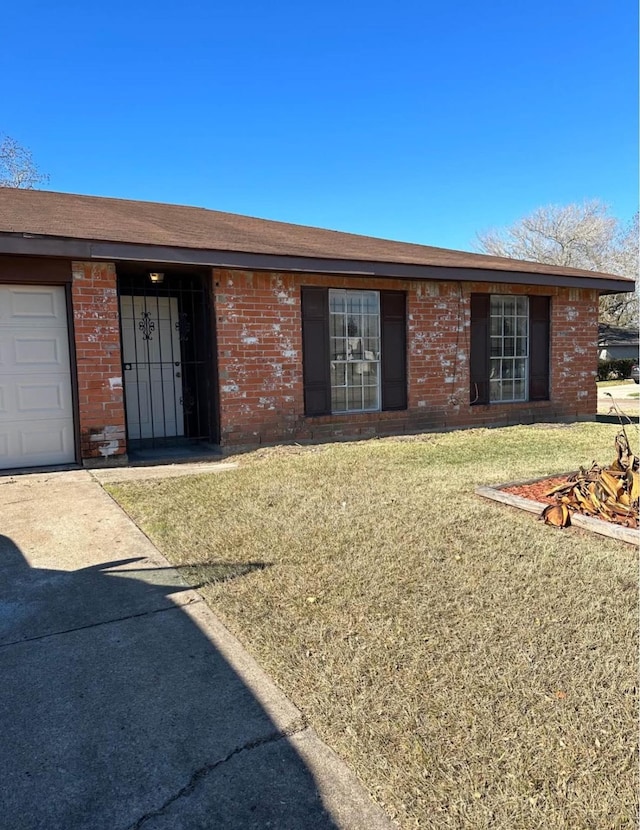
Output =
[
  {"x1": 597, "y1": 382, "x2": 639, "y2": 418},
  {"x1": 0, "y1": 468, "x2": 395, "y2": 830}
]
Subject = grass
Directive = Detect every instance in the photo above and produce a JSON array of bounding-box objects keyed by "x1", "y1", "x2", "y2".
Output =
[{"x1": 107, "y1": 423, "x2": 638, "y2": 830}]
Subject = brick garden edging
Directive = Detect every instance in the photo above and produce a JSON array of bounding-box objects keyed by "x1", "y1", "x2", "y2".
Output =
[{"x1": 476, "y1": 476, "x2": 640, "y2": 546}]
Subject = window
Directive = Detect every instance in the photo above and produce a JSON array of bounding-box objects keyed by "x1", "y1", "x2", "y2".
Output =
[
  {"x1": 489, "y1": 295, "x2": 528, "y2": 402},
  {"x1": 329, "y1": 289, "x2": 380, "y2": 412},
  {"x1": 470, "y1": 294, "x2": 550, "y2": 405},
  {"x1": 301, "y1": 287, "x2": 407, "y2": 416}
]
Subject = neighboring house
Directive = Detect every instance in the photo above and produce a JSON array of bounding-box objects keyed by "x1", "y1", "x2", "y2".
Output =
[
  {"x1": 597, "y1": 324, "x2": 639, "y2": 361},
  {"x1": 0, "y1": 189, "x2": 634, "y2": 471}
]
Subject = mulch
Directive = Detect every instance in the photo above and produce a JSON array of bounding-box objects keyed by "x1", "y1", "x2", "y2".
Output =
[{"x1": 502, "y1": 476, "x2": 570, "y2": 506}]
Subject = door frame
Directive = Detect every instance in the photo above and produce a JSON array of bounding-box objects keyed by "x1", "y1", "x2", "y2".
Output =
[{"x1": 116, "y1": 265, "x2": 219, "y2": 450}]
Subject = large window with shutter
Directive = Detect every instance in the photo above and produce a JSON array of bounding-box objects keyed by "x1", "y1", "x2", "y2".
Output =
[
  {"x1": 329, "y1": 289, "x2": 380, "y2": 412},
  {"x1": 301, "y1": 287, "x2": 407, "y2": 416},
  {"x1": 489, "y1": 295, "x2": 529, "y2": 402},
  {"x1": 470, "y1": 293, "x2": 550, "y2": 405}
]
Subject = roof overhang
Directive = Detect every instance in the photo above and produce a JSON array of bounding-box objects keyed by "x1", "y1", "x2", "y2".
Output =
[{"x1": 0, "y1": 232, "x2": 634, "y2": 294}]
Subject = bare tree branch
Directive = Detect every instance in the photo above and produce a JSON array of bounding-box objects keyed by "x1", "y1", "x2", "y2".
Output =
[
  {"x1": 0, "y1": 134, "x2": 49, "y2": 189},
  {"x1": 476, "y1": 201, "x2": 638, "y2": 326}
]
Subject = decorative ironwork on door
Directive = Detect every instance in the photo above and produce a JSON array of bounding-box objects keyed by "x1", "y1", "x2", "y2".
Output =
[
  {"x1": 138, "y1": 311, "x2": 156, "y2": 341},
  {"x1": 118, "y1": 272, "x2": 213, "y2": 448}
]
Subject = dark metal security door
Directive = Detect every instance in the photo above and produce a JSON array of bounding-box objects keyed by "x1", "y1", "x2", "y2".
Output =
[{"x1": 118, "y1": 270, "x2": 215, "y2": 449}]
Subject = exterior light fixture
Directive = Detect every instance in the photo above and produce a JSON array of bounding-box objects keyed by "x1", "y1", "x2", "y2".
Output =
[{"x1": 149, "y1": 272, "x2": 165, "y2": 284}]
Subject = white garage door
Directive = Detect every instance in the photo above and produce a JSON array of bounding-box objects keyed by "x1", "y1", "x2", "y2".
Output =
[{"x1": 0, "y1": 285, "x2": 75, "y2": 469}]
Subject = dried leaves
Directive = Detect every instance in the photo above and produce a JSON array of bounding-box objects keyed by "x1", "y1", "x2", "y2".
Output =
[{"x1": 542, "y1": 430, "x2": 639, "y2": 528}]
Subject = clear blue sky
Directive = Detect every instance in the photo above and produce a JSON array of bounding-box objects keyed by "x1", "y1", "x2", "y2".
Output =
[{"x1": 2, "y1": 0, "x2": 637, "y2": 251}]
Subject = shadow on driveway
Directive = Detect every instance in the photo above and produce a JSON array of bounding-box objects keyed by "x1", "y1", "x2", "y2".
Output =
[{"x1": 0, "y1": 534, "x2": 342, "y2": 830}]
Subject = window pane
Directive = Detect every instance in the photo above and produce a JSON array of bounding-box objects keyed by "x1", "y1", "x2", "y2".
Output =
[
  {"x1": 490, "y1": 297, "x2": 503, "y2": 316},
  {"x1": 347, "y1": 362, "x2": 365, "y2": 386},
  {"x1": 348, "y1": 337, "x2": 363, "y2": 359},
  {"x1": 515, "y1": 337, "x2": 527, "y2": 356},
  {"x1": 363, "y1": 315, "x2": 379, "y2": 337},
  {"x1": 517, "y1": 317, "x2": 528, "y2": 337},
  {"x1": 331, "y1": 362, "x2": 346, "y2": 386},
  {"x1": 501, "y1": 380, "x2": 514, "y2": 401},
  {"x1": 346, "y1": 315, "x2": 360, "y2": 337},
  {"x1": 362, "y1": 292, "x2": 378, "y2": 313},
  {"x1": 490, "y1": 315, "x2": 502, "y2": 336},
  {"x1": 363, "y1": 362, "x2": 378, "y2": 383},
  {"x1": 347, "y1": 294, "x2": 362, "y2": 314},
  {"x1": 516, "y1": 296, "x2": 528, "y2": 316},
  {"x1": 490, "y1": 336, "x2": 502, "y2": 357},
  {"x1": 330, "y1": 314, "x2": 345, "y2": 338},
  {"x1": 331, "y1": 338, "x2": 346, "y2": 359},
  {"x1": 363, "y1": 385, "x2": 379, "y2": 409},
  {"x1": 503, "y1": 297, "x2": 516, "y2": 316},
  {"x1": 347, "y1": 386, "x2": 363, "y2": 410},
  {"x1": 364, "y1": 339, "x2": 379, "y2": 359},
  {"x1": 504, "y1": 337, "x2": 515, "y2": 357},
  {"x1": 331, "y1": 386, "x2": 347, "y2": 411},
  {"x1": 514, "y1": 358, "x2": 526, "y2": 379},
  {"x1": 513, "y1": 379, "x2": 526, "y2": 400},
  {"x1": 489, "y1": 378, "x2": 501, "y2": 402},
  {"x1": 329, "y1": 291, "x2": 345, "y2": 313},
  {"x1": 502, "y1": 359, "x2": 513, "y2": 379}
]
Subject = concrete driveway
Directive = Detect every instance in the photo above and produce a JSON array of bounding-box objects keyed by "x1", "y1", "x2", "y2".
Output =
[{"x1": 0, "y1": 469, "x2": 394, "y2": 830}]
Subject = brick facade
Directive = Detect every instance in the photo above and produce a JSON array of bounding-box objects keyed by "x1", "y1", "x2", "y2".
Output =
[
  {"x1": 213, "y1": 269, "x2": 599, "y2": 448},
  {"x1": 71, "y1": 261, "x2": 127, "y2": 462},
  {"x1": 61, "y1": 262, "x2": 599, "y2": 460}
]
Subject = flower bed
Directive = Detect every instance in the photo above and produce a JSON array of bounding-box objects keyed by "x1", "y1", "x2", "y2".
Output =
[
  {"x1": 476, "y1": 475, "x2": 640, "y2": 546},
  {"x1": 502, "y1": 476, "x2": 569, "y2": 507}
]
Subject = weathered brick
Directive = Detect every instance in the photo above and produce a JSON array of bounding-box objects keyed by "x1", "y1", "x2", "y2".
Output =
[
  {"x1": 213, "y1": 270, "x2": 598, "y2": 448},
  {"x1": 71, "y1": 261, "x2": 126, "y2": 461}
]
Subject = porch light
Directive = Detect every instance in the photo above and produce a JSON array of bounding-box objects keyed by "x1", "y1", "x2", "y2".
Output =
[{"x1": 149, "y1": 272, "x2": 164, "y2": 284}]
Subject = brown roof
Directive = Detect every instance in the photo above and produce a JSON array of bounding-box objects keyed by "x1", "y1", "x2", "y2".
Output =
[{"x1": 0, "y1": 188, "x2": 633, "y2": 284}]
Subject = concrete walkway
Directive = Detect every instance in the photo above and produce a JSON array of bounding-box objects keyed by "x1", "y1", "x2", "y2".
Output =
[
  {"x1": 597, "y1": 382, "x2": 639, "y2": 417},
  {"x1": 0, "y1": 468, "x2": 395, "y2": 830}
]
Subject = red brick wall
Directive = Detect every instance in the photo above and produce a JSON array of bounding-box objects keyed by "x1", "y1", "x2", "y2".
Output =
[
  {"x1": 71, "y1": 261, "x2": 126, "y2": 462},
  {"x1": 213, "y1": 269, "x2": 599, "y2": 448}
]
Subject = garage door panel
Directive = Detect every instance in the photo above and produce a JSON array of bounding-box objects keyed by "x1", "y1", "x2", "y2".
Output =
[
  {"x1": 0, "y1": 285, "x2": 75, "y2": 469},
  {"x1": 14, "y1": 334, "x2": 66, "y2": 366},
  {"x1": 16, "y1": 377, "x2": 73, "y2": 417},
  {"x1": 0, "y1": 420, "x2": 74, "y2": 467},
  {"x1": 0, "y1": 286, "x2": 66, "y2": 324},
  {"x1": 0, "y1": 329, "x2": 70, "y2": 374},
  {"x1": 0, "y1": 374, "x2": 73, "y2": 422}
]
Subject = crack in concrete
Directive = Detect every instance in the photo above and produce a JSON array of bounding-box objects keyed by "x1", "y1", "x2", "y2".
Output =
[
  {"x1": 0, "y1": 600, "x2": 201, "y2": 649},
  {"x1": 126, "y1": 718, "x2": 309, "y2": 830}
]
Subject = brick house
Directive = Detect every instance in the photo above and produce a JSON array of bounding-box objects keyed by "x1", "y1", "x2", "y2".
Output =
[{"x1": 0, "y1": 189, "x2": 633, "y2": 471}]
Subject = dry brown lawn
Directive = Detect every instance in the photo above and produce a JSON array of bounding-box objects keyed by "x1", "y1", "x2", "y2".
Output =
[{"x1": 107, "y1": 423, "x2": 638, "y2": 829}]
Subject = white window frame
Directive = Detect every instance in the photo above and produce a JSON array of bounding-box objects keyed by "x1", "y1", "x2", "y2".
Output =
[
  {"x1": 489, "y1": 295, "x2": 529, "y2": 403},
  {"x1": 329, "y1": 289, "x2": 381, "y2": 413}
]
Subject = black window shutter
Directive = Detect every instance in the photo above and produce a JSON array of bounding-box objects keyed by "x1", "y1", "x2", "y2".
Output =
[
  {"x1": 380, "y1": 291, "x2": 407, "y2": 411},
  {"x1": 301, "y1": 287, "x2": 331, "y2": 415},
  {"x1": 529, "y1": 296, "x2": 550, "y2": 400},
  {"x1": 470, "y1": 294, "x2": 490, "y2": 405}
]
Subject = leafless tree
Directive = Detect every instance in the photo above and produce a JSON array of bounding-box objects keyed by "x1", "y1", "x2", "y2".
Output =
[
  {"x1": 476, "y1": 201, "x2": 639, "y2": 326},
  {"x1": 0, "y1": 134, "x2": 49, "y2": 189}
]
